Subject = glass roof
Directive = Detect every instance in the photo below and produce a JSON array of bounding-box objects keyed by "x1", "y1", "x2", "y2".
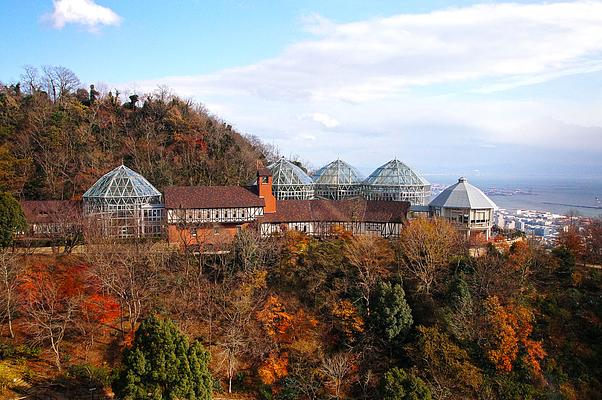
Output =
[
  {"x1": 364, "y1": 159, "x2": 430, "y2": 187},
  {"x1": 268, "y1": 158, "x2": 313, "y2": 186},
  {"x1": 312, "y1": 159, "x2": 363, "y2": 185},
  {"x1": 83, "y1": 165, "x2": 162, "y2": 199}
]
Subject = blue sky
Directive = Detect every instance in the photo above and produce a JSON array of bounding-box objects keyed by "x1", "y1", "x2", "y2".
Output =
[{"x1": 1, "y1": 0, "x2": 602, "y2": 182}]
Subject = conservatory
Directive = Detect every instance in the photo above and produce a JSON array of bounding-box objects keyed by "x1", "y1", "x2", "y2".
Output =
[
  {"x1": 82, "y1": 165, "x2": 164, "y2": 238},
  {"x1": 312, "y1": 159, "x2": 364, "y2": 200},
  {"x1": 363, "y1": 159, "x2": 431, "y2": 206},
  {"x1": 267, "y1": 158, "x2": 315, "y2": 200}
]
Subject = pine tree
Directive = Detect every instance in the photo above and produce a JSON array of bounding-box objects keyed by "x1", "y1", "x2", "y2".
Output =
[
  {"x1": 381, "y1": 367, "x2": 431, "y2": 400},
  {"x1": 0, "y1": 192, "x2": 26, "y2": 248},
  {"x1": 370, "y1": 281, "x2": 413, "y2": 344},
  {"x1": 113, "y1": 315, "x2": 212, "y2": 400}
]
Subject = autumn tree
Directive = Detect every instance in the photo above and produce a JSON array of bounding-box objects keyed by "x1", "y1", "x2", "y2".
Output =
[
  {"x1": 19, "y1": 264, "x2": 87, "y2": 369},
  {"x1": 369, "y1": 281, "x2": 413, "y2": 346},
  {"x1": 397, "y1": 218, "x2": 463, "y2": 294},
  {"x1": 344, "y1": 234, "x2": 394, "y2": 315},
  {"x1": 0, "y1": 192, "x2": 26, "y2": 248},
  {"x1": 331, "y1": 299, "x2": 365, "y2": 345},
  {"x1": 113, "y1": 315, "x2": 212, "y2": 400},
  {"x1": 381, "y1": 367, "x2": 432, "y2": 400},
  {"x1": 556, "y1": 224, "x2": 585, "y2": 263},
  {"x1": 483, "y1": 296, "x2": 546, "y2": 375},
  {"x1": 583, "y1": 218, "x2": 602, "y2": 264}
]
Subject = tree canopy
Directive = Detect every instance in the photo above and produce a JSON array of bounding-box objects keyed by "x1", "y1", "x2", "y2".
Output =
[
  {"x1": 0, "y1": 192, "x2": 26, "y2": 247},
  {"x1": 113, "y1": 315, "x2": 213, "y2": 400}
]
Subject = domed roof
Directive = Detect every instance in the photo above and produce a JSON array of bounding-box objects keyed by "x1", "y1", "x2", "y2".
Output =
[
  {"x1": 83, "y1": 165, "x2": 162, "y2": 199},
  {"x1": 313, "y1": 159, "x2": 363, "y2": 185},
  {"x1": 364, "y1": 159, "x2": 430, "y2": 187},
  {"x1": 268, "y1": 158, "x2": 313, "y2": 186},
  {"x1": 429, "y1": 177, "x2": 497, "y2": 209}
]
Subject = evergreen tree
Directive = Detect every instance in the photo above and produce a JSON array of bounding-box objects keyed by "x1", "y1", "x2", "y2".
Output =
[
  {"x1": 370, "y1": 281, "x2": 413, "y2": 344},
  {"x1": 113, "y1": 315, "x2": 212, "y2": 400},
  {"x1": 381, "y1": 367, "x2": 431, "y2": 400},
  {"x1": 0, "y1": 192, "x2": 26, "y2": 248}
]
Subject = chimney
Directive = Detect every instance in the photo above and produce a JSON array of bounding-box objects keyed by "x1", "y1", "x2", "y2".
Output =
[{"x1": 257, "y1": 162, "x2": 276, "y2": 214}]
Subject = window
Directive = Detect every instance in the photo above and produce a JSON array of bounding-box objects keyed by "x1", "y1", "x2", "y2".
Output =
[
  {"x1": 190, "y1": 228, "x2": 197, "y2": 237},
  {"x1": 213, "y1": 226, "x2": 219, "y2": 235}
]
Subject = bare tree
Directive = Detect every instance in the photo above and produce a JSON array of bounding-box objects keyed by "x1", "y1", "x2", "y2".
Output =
[
  {"x1": 320, "y1": 352, "x2": 355, "y2": 399},
  {"x1": 20, "y1": 266, "x2": 81, "y2": 370},
  {"x1": 85, "y1": 240, "x2": 164, "y2": 333},
  {"x1": 20, "y1": 65, "x2": 41, "y2": 94},
  {"x1": 0, "y1": 251, "x2": 22, "y2": 338},
  {"x1": 41, "y1": 65, "x2": 80, "y2": 102}
]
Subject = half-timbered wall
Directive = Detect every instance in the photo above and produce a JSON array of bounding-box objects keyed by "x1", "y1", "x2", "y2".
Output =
[
  {"x1": 260, "y1": 221, "x2": 403, "y2": 238},
  {"x1": 167, "y1": 206, "x2": 264, "y2": 225}
]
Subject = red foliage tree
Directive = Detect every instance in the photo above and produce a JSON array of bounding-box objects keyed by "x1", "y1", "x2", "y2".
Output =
[{"x1": 18, "y1": 263, "x2": 119, "y2": 369}]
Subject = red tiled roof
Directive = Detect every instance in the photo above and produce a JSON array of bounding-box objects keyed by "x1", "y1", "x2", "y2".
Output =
[
  {"x1": 260, "y1": 199, "x2": 408, "y2": 223},
  {"x1": 164, "y1": 186, "x2": 265, "y2": 209},
  {"x1": 20, "y1": 200, "x2": 81, "y2": 224}
]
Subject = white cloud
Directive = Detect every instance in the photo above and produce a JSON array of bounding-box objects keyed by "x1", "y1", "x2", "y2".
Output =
[
  {"x1": 127, "y1": 1, "x2": 602, "y2": 174},
  {"x1": 45, "y1": 0, "x2": 121, "y2": 30},
  {"x1": 303, "y1": 113, "x2": 340, "y2": 128}
]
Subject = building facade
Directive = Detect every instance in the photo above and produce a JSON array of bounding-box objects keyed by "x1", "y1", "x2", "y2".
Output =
[
  {"x1": 82, "y1": 165, "x2": 164, "y2": 238},
  {"x1": 429, "y1": 177, "x2": 497, "y2": 240},
  {"x1": 163, "y1": 167, "x2": 409, "y2": 248}
]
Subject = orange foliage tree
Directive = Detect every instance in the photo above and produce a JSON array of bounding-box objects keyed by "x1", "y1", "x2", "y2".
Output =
[
  {"x1": 256, "y1": 295, "x2": 323, "y2": 387},
  {"x1": 256, "y1": 295, "x2": 292, "y2": 385},
  {"x1": 18, "y1": 263, "x2": 119, "y2": 369},
  {"x1": 484, "y1": 296, "x2": 546, "y2": 374},
  {"x1": 331, "y1": 299, "x2": 365, "y2": 344}
]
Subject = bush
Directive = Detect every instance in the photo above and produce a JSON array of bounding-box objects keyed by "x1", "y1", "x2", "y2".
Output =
[
  {"x1": 67, "y1": 363, "x2": 112, "y2": 387},
  {"x1": 0, "y1": 342, "x2": 40, "y2": 360},
  {"x1": 381, "y1": 367, "x2": 431, "y2": 400}
]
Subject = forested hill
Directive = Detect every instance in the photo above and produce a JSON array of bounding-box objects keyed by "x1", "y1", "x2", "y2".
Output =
[{"x1": 0, "y1": 66, "x2": 269, "y2": 200}]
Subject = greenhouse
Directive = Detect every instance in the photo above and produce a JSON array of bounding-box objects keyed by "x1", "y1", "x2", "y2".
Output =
[
  {"x1": 312, "y1": 159, "x2": 364, "y2": 200},
  {"x1": 83, "y1": 165, "x2": 164, "y2": 238},
  {"x1": 363, "y1": 159, "x2": 431, "y2": 206},
  {"x1": 267, "y1": 158, "x2": 315, "y2": 200}
]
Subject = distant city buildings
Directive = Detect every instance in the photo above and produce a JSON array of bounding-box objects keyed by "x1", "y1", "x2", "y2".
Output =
[{"x1": 493, "y1": 208, "x2": 570, "y2": 244}]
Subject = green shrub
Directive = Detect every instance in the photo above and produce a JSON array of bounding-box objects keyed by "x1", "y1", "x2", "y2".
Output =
[{"x1": 381, "y1": 367, "x2": 431, "y2": 400}]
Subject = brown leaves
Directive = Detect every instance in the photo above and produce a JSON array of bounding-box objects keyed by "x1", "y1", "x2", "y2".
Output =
[
  {"x1": 331, "y1": 300, "x2": 365, "y2": 343},
  {"x1": 398, "y1": 218, "x2": 465, "y2": 294},
  {"x1": 484, "y1": 296, "x2": 546, "y2": 374}
]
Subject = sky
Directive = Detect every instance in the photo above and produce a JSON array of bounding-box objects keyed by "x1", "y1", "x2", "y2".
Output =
[{"x1": 1, "y1": 0, "x2": 602, "y2": 182}]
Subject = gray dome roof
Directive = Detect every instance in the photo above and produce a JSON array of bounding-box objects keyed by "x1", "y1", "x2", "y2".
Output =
[
  {"x1": 429, "y1": 177, "x2": 497, "y2": 209},
  {"x1": 268, "y1": 158, "x2": 313, "y2": 185},
  {"x1": 364, "y1": 159, "x2": 430, "y2": 187},
  {"x1": 313, "y1": 159, "x2": 363, "y2": 185},
  {"x1": 83, "y1": 165, "x2": 161, "y2": 199}
]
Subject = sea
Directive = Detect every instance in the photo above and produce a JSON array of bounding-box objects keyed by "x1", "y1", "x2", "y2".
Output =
[{"x1": 428, "y1": 176, "x2": 602, "y2": 218}]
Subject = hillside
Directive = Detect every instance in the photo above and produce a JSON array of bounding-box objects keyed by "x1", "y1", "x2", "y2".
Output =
[
  {"x1": 0, "y1": 66, "x2": 270, "y2": 200},
  {"x1": 0, "y1": 67, "x2": 600, "y2": 400}
]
